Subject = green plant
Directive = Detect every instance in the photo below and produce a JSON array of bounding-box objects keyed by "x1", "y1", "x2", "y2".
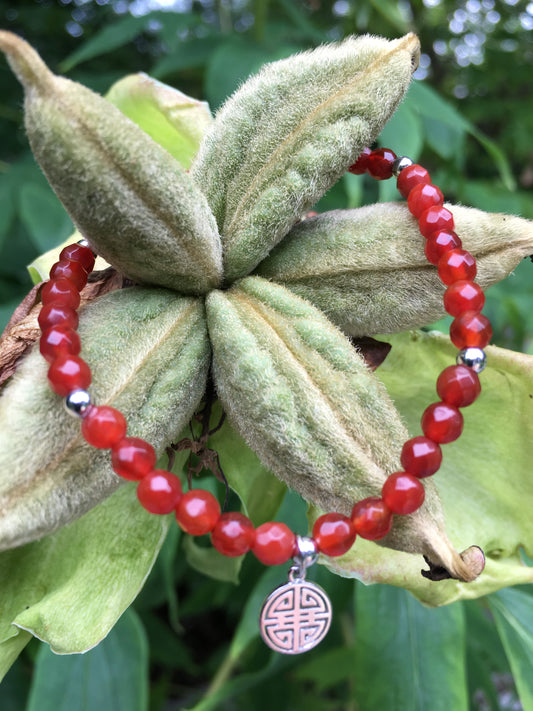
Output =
[{"x1": 1, "y1": 27, "x2": 533, "y2": 710}]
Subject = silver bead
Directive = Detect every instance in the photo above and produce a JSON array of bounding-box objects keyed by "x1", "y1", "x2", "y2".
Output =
[
  {"x1": 64, "y1": 390, "x2": 92, "y2": 418},
  {"x1": 456, "y1": 347, "x2": 487, "y2": 373},
  {"x1": 392, "y1": 155, "x2": 414, "y2": 177},
  {"x1": 294, "y1": 536, "x2": 318, "y2": 569},
  {"x1": 77, "y1": 238, "x2": 90, "y2": 248}
]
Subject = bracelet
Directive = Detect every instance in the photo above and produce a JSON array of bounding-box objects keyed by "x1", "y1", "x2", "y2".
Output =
[{"x1": 37, "y1": 146, "x2": 491, "y2": 655}]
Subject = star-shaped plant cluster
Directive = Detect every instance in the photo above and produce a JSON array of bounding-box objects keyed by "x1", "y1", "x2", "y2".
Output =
[{"x1": 1, "y1": 30, "x2": 533, "y2": 660}]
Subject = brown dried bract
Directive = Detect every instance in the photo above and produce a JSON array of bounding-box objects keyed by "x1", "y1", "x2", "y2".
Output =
[
  {"x1": 351, "y1": 336, "x2": 392, "y2": 371},
  {"x1": 0, "y1": 267, "x2": 125, "y2": 388}
]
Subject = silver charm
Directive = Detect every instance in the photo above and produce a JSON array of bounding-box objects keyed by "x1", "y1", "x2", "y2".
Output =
[
  {"x1": 64, "y1": 389, "x2": 92, "y2": 418},
  {"x1": 260, "y1": 537, "x2": 332, "y2": 655}
]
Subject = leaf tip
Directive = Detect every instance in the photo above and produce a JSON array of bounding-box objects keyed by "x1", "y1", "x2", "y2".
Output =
[{"x1": 0, "y1": 31, "x2": 54, "y2": 92}]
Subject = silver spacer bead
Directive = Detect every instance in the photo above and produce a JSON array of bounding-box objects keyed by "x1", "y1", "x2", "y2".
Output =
[
  {"x1": 392, "y1": 155, "x2": 414, "y2": 177},
  {"x1": 64, "y1": 390, "x2": 92, "y2": 418},
  {"x1": 294, "y1": 536, "x2": 318, "y2": 569},
  {"x1": 77, "y1": 238, "x2": 90, "y2": 247},
  {"x1": 456, "y1": 347, "x2": 487, "y2": 373}
]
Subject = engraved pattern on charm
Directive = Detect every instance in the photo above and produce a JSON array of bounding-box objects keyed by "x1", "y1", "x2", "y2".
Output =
[{"x1": 260, "y1": 580, "x2": 332, "y2": 654}]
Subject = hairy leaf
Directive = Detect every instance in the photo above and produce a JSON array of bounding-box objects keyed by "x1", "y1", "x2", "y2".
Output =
[
  {"x1": 0, "y1": 288, "x2": 210, "y2": 550},
  {"x1": 106, "y1": 73, "x2": 212, "y2": 169},
  {"x1": 256, "y1": 203, "x2": 533, "y2": 336},
  {"x1": 192, "y1": 33, "x2": 420, "y2": 282},
  {"x1": 324, "y1": 331, "x2": 533, "y2": 604},
  {"x1": 207, "y1": 278, "x2": 478, "y2": 580},
  {"x1": 0, "y1": 31, "x2": 223, "y2": 294}
]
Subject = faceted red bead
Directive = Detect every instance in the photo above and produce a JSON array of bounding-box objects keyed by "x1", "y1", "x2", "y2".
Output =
[
  {"x1": 47, "y1": 354, "x2": 91, "y2": 396},
  {"x1": 312, "y1": 513, "x2": 356, "y2": 557},
  {"x1": 438, "y1": 249, "x2": 477, "y2": 285},
  {"x1": 421, "y1": 402, "x2": 463, "y2": 444},
  {"x1": 50, "y1": 259, "x2": 88, "y2": 291},
  {"x1": 382, "y1": 472, "x2": 425, "y2": 515},
  {"x1": 348, "y1": 146, "x2": 371, "y2": 175},
  {"x1": 211, "y1": 512, "x2": 256, "y2": 557},
  {"x1": 396, "y1": 164, "x2": 431, "y2": 199},
  {"x1": 419, "y1": 206, "x2": 454, "y2": 238},
  {"x1": 252, "y1": 522, "x2": 296, "y2": 565},
  {"x1": 366, "y1": 148, "x2": 397, "y2": 180},
  {"x1": 81, "y1": 405, "x2": 127, "y2": 449},
  {"x1": 424, "y1": 230, "x2": 462, "y2": 266},
  {"x1": 443, "y1": 280, "x2": 485, "y2": 316},
  {"x1": 437, "y1": 365, "x2": 481, "y2": 407},
  {"x1": 59, "y1": 244, "x2": 95, "y2": 273},
  {"x1": 41, "y1": 278, "x2": 81, "y2": 310},
  {"x1": 401, "y1": 436, "x2": 442, "y2": 478},
  {"x1": 137, "y1": 470, "x2": 182, "y2": 514},
  {"x1": 40, "y1": 326, "x2": 81, "y2": 363},
  {"x1": 111, "y1": 437, "x2": 157, "y2": 481},
  {"x1": 450, "y1": 311, "x2": 493, "y2": 349},
  {"x1": 38, "y1": 304, "x2": 79, "y2": 332},
  {"x1": 351, "y1": 497, "x2": 392, "y2": 540},
  {"x1": 176, "y1": 489, "x2": 221, "y2": 536},
  {"x1": 407, "y1": 183, "x2": 444, "y2": 219}
]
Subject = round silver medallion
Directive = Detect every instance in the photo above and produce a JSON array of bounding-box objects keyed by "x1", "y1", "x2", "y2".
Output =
[{"x1": 260, "y1": 579, "x2": 332, "y2": 654}]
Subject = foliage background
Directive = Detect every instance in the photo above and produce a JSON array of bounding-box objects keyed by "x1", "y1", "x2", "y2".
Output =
[{"x1": 0, "y1": 1, "x2": 532, "y2": 709}]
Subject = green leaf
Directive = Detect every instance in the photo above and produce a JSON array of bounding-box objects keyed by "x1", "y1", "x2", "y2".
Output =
[
  {"x1": 325, "y1": 331, "x2": 533, "y2": 604},
  {"x1": 354, "y1": 585, "x2": 468, "y2": 710},
  {"x1": 0, "y1": 484, "x2": 168, "y2": 678},
  {"x1": 193, "y1": 33, "x2": 420, "y2": 282},
  {"x1": 106, "y1": 73, "x2": 212, "y2": 170},
  {"x1": 58, "y1": 13, "x2": 198, "y2": 72},
  {"x1": 26, "y1": 609, "x2": 148, "y2": 711},
  {"x1": 0, "y1": 183, "x2": 15, "y2": 250},
  {"x1": 151, "y1": 37, "x2": 221, "y2": 79},
  {"x1": 18, "y1": 183, "x2": 73, "y2": 252},
  {"x1": 0, "y1": 630, "x2": 31, "y2": 683},
  {"x1": 183, "y1": 536, "x2": 243, "y2": 585},
  {"x1": 206, "y1": 403, "x2": 287, "y2": 526},
  {"x1": 256, "y1": 203, "x2": 533, "y2": 337},
  {"x1": 408, "y1": 82, "x2": 515, "y2": 190},
  {"x1": 0, "y1": 288, "x2": 210, "y2": 549},
  {"x1": 378, "y1": 101, "x2": 423, "y2": 162},
  {"x1": 489, "y1": 588, "x2": 533, "y2": 710}
]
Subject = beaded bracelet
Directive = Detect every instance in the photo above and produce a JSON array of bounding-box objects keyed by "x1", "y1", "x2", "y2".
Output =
[{"x1": 36, "y1": 147, "x2": 491, "y2": 655}]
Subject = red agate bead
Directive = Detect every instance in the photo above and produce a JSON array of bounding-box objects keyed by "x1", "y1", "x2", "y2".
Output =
[
  {"x1": 176, "y1": 489, "x2": 221, "y2": 536},
  {"x1": 382, "y1": 472, "x2": 425, "y2": 515},
  {"x1": 407, "y1": 183, "x2": 444, "y2": 218},
  {"x1": 351, "y1": 497, "x2": 392, "y2": 540},
  {"x1": 59, "y1": 243, "x2": 95, "y2": 273},
  {"x1": 421, "y1": 402, "x2": 463, "y2": 443},
  {"x1": 137, "y1": 470, "x2": 182, "y2": 514},
  {"x1": 424, "y1": 230, "x2": 462, "y2": 266},
  {"x1": 211, "y1": 512, "x2": 256, "y2": 557},
  {"x1": 348, "y1": 146, "x2": 371, "y2": 174},
  {"x1": 367, "y1": 148, "x2": 397, "y2": 180},
  {"x1": 396, "y1": 164, "x2": 430, "y2": 198},
  {"x1": 81, "y1": 405, "x2": 127, "y2": 448},
  {"x1": 40, "y1": 325, "x2": 81, "y2": 363},
  {"x1": 312, "y1": 513, "x2": 356, "y2": 557},
  {"x1": 438, "y1": 249, "x2": 477, "y2": 285},
  {"x1": 443, "y1": 280, "x2": 485, "y2": 316},
  {"x1": 252, "y1": 522, "x2": 296, "y2": 565},
  {"x1": 38, "y1": 304, "x2": 79, "y2": 332},
  {"x1": 50, "y1": 259, "x2": 88, "y2": 291},
  {"x1": 450, "y1": 311, "x2": 493, "y2": 349},
  {"x1": 41, "y1": 278, "x2": 81, "y2": 309},
  {"x1": 437, "y1": 365, "x2": 481, "y2": 407},
  {"x1": 419, "y1": 206, "x2": 454, "y2": 238},
  {"x1": 48, "y1": 354, "x2": 91, "y2": 396},
  {"x1": 401, "y1": 437, "x2": 442, "y2": 478},
  {"x1": 111, "y1": 437, "x2": 156, "y2": 481}
]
